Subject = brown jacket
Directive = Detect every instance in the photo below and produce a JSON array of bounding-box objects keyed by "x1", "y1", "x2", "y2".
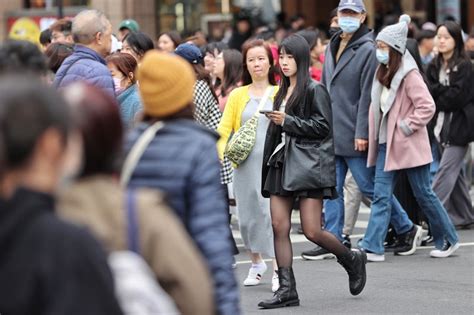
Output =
[{"x1": 58, "y1": 175, "x2": 214, "y2": 315}]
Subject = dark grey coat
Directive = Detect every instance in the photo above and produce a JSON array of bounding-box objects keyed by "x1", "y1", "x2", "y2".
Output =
[{"x1": 322, "y1": 25, "x2": 378, "y2": 157}]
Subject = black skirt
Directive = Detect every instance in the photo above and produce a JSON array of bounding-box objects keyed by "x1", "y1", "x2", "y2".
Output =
[{"x1": 263, "y1": 148, "x2": 337, "y2": 200}]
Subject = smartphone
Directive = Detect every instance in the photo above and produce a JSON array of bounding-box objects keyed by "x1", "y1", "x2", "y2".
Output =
[{"x1": 259, "y1": 110, "x2": 274, "y2": 114}]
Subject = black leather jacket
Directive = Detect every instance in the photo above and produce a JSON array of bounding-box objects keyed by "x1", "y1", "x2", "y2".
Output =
[{"x1": 261, "y1": 80, "x2": 336, "y2": 197}]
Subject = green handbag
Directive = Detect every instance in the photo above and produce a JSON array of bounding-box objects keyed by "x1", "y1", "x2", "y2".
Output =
[{"x1": 225, "y1": 87, "x2": 273, "y2": 166}]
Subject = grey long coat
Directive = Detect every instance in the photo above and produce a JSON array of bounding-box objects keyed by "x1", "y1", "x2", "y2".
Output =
[{"x1": 322, "y1": 26, "x2": 378, "y2": 157}]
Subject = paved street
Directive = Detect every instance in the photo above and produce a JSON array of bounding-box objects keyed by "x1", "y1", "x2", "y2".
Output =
[{"x1": 231, "y1": 201, "x2": 474, "y2": 314}]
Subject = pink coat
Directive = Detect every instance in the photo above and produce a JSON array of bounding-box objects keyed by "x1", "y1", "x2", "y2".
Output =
[{"x1": 368, "y1": 70, "x2": 435, "y2": 171}]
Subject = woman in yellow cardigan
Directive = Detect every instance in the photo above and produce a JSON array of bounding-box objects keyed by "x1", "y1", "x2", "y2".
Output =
[{"x1": 217, "y1": 39, "x2": 279, "y2": 292}]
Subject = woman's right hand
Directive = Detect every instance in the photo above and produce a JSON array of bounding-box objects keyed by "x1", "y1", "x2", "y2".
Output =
[{"x1": 266, "y1": 111, "x2": 286, "y2": 126}]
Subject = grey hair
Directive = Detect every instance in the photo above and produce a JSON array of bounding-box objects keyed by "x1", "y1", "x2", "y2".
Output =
[{"x1": 72, "y1": 10, "x2": 110, "y2": 44}]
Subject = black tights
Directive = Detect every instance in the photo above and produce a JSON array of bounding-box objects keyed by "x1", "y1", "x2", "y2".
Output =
[{"x1": 271, "y1": 195, "x2": 349, "y2": 268}]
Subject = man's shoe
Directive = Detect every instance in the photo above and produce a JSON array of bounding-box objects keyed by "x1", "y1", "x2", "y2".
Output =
[
  {"x1": 384, "y1": 238, "x2": 402, "y2": 252},
  {"x1": 342, "y1": 234, "x2": 352, "y2": 249},
  {"x1": 394, "y1": 225, "x2": 423, "y2": 256},
  {"x1": 301, "y1": 246, "x2": 335, "y2": 260},
  {"x1": 430, "y1": 241, "x2": 460, "y2": 258},
  {"x1": 421, "y1": 233, "x2": 434, "y2": 246}
]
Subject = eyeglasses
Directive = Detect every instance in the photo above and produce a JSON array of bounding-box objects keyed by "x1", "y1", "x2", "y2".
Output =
[{"x1": 51, "y1": 32, "x2": 70, "y2": 41}]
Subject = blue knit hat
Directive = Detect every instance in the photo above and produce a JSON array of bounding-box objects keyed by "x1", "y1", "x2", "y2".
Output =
[{"x1": 376, "y1": 14, "x2": 411, "y2": 54}]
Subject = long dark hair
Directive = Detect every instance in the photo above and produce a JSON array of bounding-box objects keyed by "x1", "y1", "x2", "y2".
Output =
[
  {"x1": 434, "y1": 21, "x2": 469, "y2": 70},
  {"x1": 123, "y1": 32, "x2": 155, "y2": 59},
  {"x1": 376, "y1": 47, "x2": 403, "y2": 88},
  {"x1": 157, "y1": 31, "x2": 182, "y2": 50},
  {"x1": 220, "y1": 49, "x2": 243, "y2": 97},
  {"x1": 193, "y1": 63, "x2": 218, "y2": 101},
  {"x1": 241, "y1": 39, "x2": 277, "y2": 86},
  {"x1": 273, "y1": 34, "x2": 310, "y2": 112},
  {"x1": 45, "y1": 42, "x2": 74, "y2": 73}
]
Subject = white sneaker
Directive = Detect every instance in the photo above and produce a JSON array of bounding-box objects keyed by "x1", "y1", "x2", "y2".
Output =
[
  {"x1": 243, "y1": 263, "x2": 267, "y2": 286},
  {"x1": 366, "y1": 252, "x2": 385, "y2": 262},
  {"x1": 430, "y1": 242, "x2": 460, "y2": 258},
  {"x1": 271, "y1": 271, "x2": 279, "y2": 293}
]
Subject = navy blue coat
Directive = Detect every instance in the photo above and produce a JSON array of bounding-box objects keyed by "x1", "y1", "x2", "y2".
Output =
[
  {"x1": 125, "y1": 119, "x2": 240, "y2": 315},
  {"x1": 54, "y1": 45, "x2": 115, "y2": 98}
]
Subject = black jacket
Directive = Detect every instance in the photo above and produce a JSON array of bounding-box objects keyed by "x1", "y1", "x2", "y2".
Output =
[
  {"x1": 0, "y1": 188, "x2": 123, "y2": 315},
  {"x1": 426, "y1": 59, "x2": 474, "y2": 146},
  {"x1": 261, "y1": 80, "x2": 336, "y2": 197}
]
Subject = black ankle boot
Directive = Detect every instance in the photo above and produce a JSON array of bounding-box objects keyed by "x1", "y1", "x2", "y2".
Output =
[
  {"x1": 337, "y1": 249, "x2": 367, "y2": 296},
  {"x1": 258, "y1": 267, "x2": 300, "y2": 309}
]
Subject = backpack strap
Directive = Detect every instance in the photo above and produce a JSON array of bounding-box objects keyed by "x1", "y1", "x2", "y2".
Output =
[
  {"x1": 125, "y1": 189, "x2": 140, "y2": 254},
  {"x1": 120, "y1": 121, "x2": 165, "y2": 186}
]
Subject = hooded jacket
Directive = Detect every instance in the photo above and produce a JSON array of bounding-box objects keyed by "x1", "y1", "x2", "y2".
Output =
[
  {"x1": 0, "y1": 188, "x2": 123, "y2": 315},
  {"x1": 368, "y1": 51, "x2": 435, "y2": 171},
  {"x1": 322, "y1": 25, "x2": 378, "y2": 157}
]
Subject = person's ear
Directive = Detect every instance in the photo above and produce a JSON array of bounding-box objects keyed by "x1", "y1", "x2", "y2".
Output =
[
  {"x1": 128, "y1": 72, "x2": 134, "y2": 82},
  {"x1": 360, "y1": 13, "x2": 367, "y2": 24},
  {"x1": 36, "y1": 128, "x2": 65, "y2": 164},
  {"x1": 96, "y1": 31, "x2": 103, "y2": 44}
]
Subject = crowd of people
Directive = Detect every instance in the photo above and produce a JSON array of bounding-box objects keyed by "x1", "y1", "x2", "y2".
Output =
[{"x1": 0, "y1": 0, "x2": 473, "y2": 313}]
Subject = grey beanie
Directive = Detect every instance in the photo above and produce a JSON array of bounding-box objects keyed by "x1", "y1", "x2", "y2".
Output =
[{"x1": 376, "y1": 14, "x2": 411, "y2": 54}]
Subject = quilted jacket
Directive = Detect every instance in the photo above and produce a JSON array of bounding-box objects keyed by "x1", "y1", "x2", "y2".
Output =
[
  {"x1": 124, "y1": 119, "x2": 240, "y2": 315},
  {"x1": 54, "y1": 45, "x2": 115, "y2": 98}
]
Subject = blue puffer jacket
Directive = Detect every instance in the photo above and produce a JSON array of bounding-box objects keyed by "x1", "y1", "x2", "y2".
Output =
[
  {"x1": 54, "y1": 45, "x2": 115, "y2": 98},
  {"x1": 124, "y1": 119, "x2": 240, "y2": 315}
]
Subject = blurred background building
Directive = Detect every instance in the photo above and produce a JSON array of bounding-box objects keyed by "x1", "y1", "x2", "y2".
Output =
[{"x1": 1, "y1": 0, "x2": 473, "y2": 44}]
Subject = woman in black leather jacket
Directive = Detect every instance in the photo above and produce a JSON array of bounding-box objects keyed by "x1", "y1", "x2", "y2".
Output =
[{"x1": 258, "y1": 34, "x2": 367, "y2": 309}]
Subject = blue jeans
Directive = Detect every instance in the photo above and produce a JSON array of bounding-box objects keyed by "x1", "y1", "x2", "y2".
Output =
[
  {"x1": 324, "y1": 155, "x2": 412, "y2": 241},
  {"x1": 360, "y1": 144, "x2": 459, "y2": 254}
]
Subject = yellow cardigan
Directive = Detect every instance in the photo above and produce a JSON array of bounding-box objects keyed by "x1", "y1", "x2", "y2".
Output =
[{"x1": 217, "y1": 84, "x2": 279, "y2": 160}]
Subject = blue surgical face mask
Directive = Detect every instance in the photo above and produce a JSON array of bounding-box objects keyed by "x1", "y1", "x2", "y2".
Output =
[
  {"x1": 376, "y1": 49, "x2": 389, "y2": 65},
  {"x1": 338, "y1": 16, "x2": 361, "y2": 34}
]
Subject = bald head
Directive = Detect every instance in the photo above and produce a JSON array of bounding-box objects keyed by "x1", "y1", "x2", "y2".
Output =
[{"x1": 72, "y1": 10, "x2": 110, "y2": 45}]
